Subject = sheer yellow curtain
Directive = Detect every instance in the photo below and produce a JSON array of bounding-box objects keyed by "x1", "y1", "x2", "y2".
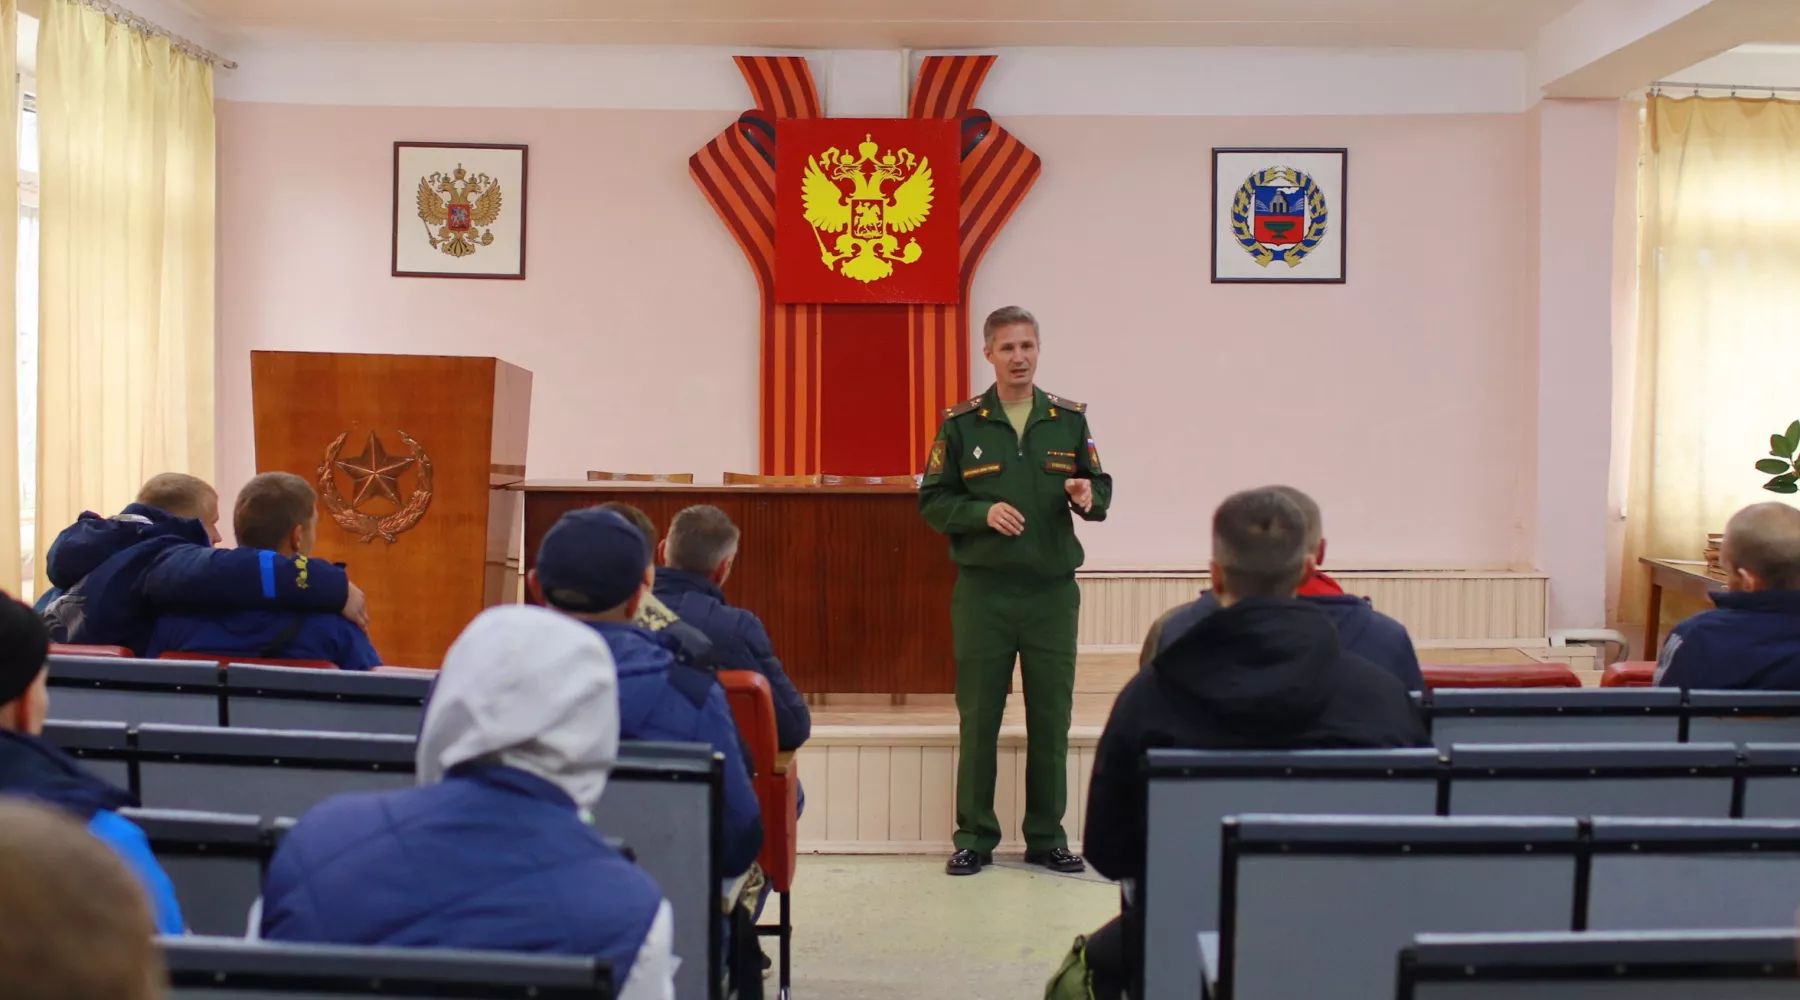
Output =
[
  {"x1": 33, "y1": 0, "x2": 213, "y2": 568},
  {"x1": 0, "y1": 0, "x2": 16, "y2": 596},
  {"x1": 1622, "y1": 95, "x2": 1800, "y2": 633}
]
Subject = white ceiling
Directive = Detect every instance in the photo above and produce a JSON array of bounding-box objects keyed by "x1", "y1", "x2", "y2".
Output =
[{"x1": 171, "y1": 0, "x2": 1588, "y2": 49}]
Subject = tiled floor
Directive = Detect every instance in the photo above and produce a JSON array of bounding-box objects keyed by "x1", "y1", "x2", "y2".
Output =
[{"x1": 785, "y1": 854, "x2": 1117, "y2": 1000}]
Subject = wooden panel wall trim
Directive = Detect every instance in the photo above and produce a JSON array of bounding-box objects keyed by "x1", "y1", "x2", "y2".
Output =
[{"x1": 521, "y1": 485, "x2": 958, "y2": 693}]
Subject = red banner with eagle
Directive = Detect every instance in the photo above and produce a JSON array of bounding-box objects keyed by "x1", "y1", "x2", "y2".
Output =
[{"x1": 775, "y1": 118, "x2": 960, "y2": 304}]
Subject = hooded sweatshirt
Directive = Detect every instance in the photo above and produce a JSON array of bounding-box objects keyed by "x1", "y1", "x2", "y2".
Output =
[
  {"x1": 1084, "y1": 597, "x2": 1428, "y2": 884},
  {"x1": 1656, "y1": 589, "x2": 1800, "y2": 690},
  {"x1": 260, "y1": 606, "x2": 674, "y2": 1000},
  {"x1": 1154, "y1": 574, "x2": 1424, "y2": 691}
]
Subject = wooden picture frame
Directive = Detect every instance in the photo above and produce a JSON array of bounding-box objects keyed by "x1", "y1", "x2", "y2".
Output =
[
  {"x1": 392, "y1": 141, "x2": 529, "y2": 280},
  {"x1": 1211, "y1": 147, "x2": 1348, "y2": 284}
]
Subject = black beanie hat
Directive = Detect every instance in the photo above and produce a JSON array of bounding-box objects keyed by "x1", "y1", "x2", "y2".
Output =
[{"x1": 0, "y1": 593, "x2": 48, "y2": 706}]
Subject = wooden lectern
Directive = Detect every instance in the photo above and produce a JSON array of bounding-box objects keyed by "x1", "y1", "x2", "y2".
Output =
[{"x1": 251, "y1": 352, "x2": 532, "y2": 667}]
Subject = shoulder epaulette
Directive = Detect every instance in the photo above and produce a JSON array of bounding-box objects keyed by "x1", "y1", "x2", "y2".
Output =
[
  {"x1": 1044, "y1": 392, "x2": 1087, "y2": 413},
  {"x1": 943, "y1": 396, "x2": 984, "y2": 419}
]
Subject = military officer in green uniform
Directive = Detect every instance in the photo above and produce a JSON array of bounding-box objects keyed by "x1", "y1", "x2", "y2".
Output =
[{"x1": 919, "y1": 305, "x2": 1112, "y2": 876}]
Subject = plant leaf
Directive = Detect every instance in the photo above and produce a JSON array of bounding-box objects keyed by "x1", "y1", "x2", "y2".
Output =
[
  {"x1": 1774, "y1": 434, "x2": 1791, "y2": 457},
  {"x1": 1787, "y1": 421, "x2": 1800, "y2": 452},
  {"x1": 1776, "y1": 473, "x2": 1800, "y2": 486},
  {"x1": 1757, "y1": 459, "x2": 1792, "y2": 475},
  {"x1": 1769, "y1": 481, "x2": 1800, "y2": 494}
]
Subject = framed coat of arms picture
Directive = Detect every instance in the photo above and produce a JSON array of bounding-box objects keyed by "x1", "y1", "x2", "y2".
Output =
[
  {"x1": 392, "y1": 141, "x2": 529, "y2": 280},
  {"x1": 1211, "y1": 147, "x2": 1347, "y2": 284}
]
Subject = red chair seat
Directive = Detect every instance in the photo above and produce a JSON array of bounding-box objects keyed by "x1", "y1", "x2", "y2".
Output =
[
  {"x1": 718, "y1": 669, "x2": 796, "y2": 994},
  {"x1": 1421, "y1": 663, "x2": 1581, "y2": 689},
  {"x1": 48, "y1": 643, "x2": 133, "y2": 658},
  {"x1": 1602, "y1": 661, "x2": 1657, "y2": 688},
  {"x1": 158, "y1": 651, "x2": 337, "y2": 670}
]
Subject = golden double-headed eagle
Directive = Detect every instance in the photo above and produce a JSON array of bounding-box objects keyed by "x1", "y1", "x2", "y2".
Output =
[
  {"x1": 417, "y1": 165, "x2": 503, "y2": 259},
  {"x1": 801, "y1": 135, "x2": 935, "y2": 283}
]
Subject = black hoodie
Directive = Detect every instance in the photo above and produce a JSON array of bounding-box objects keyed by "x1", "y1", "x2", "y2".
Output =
[{"x1": 1083, "y1": 597, "x2": 1428, "y2": 883}]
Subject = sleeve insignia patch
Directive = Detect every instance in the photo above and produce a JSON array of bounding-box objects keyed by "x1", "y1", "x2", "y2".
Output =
[
  {"x1": 963, "y1": 462, "x2": 1003, "y2": 480},
  {"x1": 1086, "y1": 438, "x2": 1103, "y2": 473},
  {"x1": 925, "y1": 440, "x2": 946, "y2": 475}
]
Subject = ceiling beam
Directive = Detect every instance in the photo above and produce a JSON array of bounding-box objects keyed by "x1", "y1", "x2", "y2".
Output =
[{"x1": 1532, "y1": 0, "x2": 1800, "y2": 97}]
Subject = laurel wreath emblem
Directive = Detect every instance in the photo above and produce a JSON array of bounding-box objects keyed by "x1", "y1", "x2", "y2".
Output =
[
  {"x1": 1230, "y1": 166, "x2": 1329, "y2": 268},
  {"x1": 318, "y1": 430, "x2": 435, "y2": 544}
]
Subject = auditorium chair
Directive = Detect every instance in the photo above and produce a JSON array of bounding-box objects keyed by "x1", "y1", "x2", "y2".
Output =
[
  {"x1": 1444, "y1": 742, "x2": 1739, "y2": 818},
  {"x1": 1420, "y1": 663, "x2": 1581, "y2": 689},
  {"x1": 1399, "y1": 929, "x2": 1800, "y2": 999},
  {"x1": 123, "y1": 808, "x2": 271, "y2": 936},
  {"x1": 1425, "y1": 688, "x2": 1683, "y2": 749},
  {"x1": 162, "y1": 936, "x2": 612, "y2": 998},
  {"x1": 589, "y1": 741, "x2": 724, "y2": 1000},
  {"x1": 48, "y1": 642, "x2": 132, "y2": 657},
  {"x1": 1209, "y1": 815, "x2": 1581, "y2": 1000},
  {"x1": 1740, "y1": 744, "x2": 1800, "y2": 819},
  {"x1": 1686, "y1": 691, "x2": 1800, "y2": 745},
  {"x1": 222, "y1": 663, "x2": 430, "y2": 734},
  {"x1": 1600, "y1": 660, "x2": 1657, "y2": 687},
  {"x1": 46, "y1": 654, "x2": 224, "y2": 726},
  {"x1": 720, "y1": 669, "x2": 798, "y2": 1000},
  {"x1": 586, "y1": 470, "x2": 695, "y2": 483},
  {"x1": 722, "y1": 471, "x2": 822, "y2": 485},
  {"x1": 132, "y1": 724, "x2": 415, "y2": 818},
  {"x1": 42, "y1": 719, "x2": 133, "y2": 789},
  {"x1": 819, "y1": 473, "x2": 918, "y2": 485},
  {"x1": 1138, "y1": 748, "x2": 1441, "y2": 1000},
  {"x1": 160, "y1": 650, "x2": 337, "y2": 669},
  {"x1": 1584, "y1": 818, "x2": 1800, "y2": 931}
]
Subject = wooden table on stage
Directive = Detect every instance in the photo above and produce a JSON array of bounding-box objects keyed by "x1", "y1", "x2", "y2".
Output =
[
  {"x1": 1640, "y1": 557, "x2": 1726, "y2": 657},
  {"x1": 513, "y1": 481, "x2": 958, "y2": 694}
]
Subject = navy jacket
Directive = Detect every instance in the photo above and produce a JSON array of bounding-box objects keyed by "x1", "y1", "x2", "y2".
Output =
[
  {"x1": 586, "y1": 621, "x2": 764, "y2": 876},
  {"x1": 38, "y1": 503, "x2": 213, "y2": 623},
  {"x1": 1657, "y1": 589, "x2": 1800, "y2": 690},
  {"x1": 653, "y1": 568, "x2": 811, "y2": 750},
  {"x1": 1157, "y1": 591, "x2": 1424, "y2": 691},
  {"x1": 145, "y1": 610, "x2": 381, "y2": 669},
  {"x1": 52, "y1": 531, "x2": 349, "y2": 654},
  {"x1": 261, "y1": 765, "x2": 663, "y2": 987},
  {"x1": 0, "y1": 731, "x2": 183, "y2": 933}
]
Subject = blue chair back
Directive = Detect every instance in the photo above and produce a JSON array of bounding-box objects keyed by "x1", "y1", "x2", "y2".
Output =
[
  {"x1": 1445, "y1": 743, "x2": 1738, "y2": 818},
  {"x1": 47, "y1": 655, "x2": 222, "y2": 727},
  {"x1": 162, "y1": 935, "x2": 612, "y2": 998},
  {"x1": 133, "y1": 724, "x2": 415, "y2": 818},
  {"x1": 223, "y1": 664, "x2": 429, "y2": 735},
  {"x1": 1427, "y1": 690, "x2": 1682, "y2": 749},
  {"x1": 123, "y1": 808, "x2": 270, "y2": 936},
  {"x1": 1401, "y1": 929, "x2": 1800, "y2": 1000}
]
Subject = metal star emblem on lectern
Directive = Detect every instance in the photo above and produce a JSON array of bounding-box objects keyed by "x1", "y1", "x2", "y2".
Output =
[{"x1": 318, "y1": 429, "x2": 435, "y2": 544}]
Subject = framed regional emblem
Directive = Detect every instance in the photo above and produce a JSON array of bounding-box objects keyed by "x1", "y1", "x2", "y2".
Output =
[
  {"x1": 1211, "y1": 147, "x2": 1347, "y2": 284},
  {"x1": 392, "y1": 141, "x2": 528, "y2": 280}
]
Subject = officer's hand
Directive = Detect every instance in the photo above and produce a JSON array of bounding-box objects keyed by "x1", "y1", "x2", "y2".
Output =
[
  {"x1": 1065, "y1": 478, "x2": 1094, "y2": 512},
  {"x1": 986, "y1": 502, "x2": 1026, "y2": 536}
]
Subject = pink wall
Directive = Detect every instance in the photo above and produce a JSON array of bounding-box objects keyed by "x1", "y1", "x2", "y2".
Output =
[{"x1": 217, "y1": 102, "x2": 1545, "y2": 573}]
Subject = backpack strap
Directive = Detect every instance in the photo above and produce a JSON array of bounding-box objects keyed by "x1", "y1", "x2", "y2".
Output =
[{"x1": 259, "y1": 616, "x2": 310, "y2": 659}]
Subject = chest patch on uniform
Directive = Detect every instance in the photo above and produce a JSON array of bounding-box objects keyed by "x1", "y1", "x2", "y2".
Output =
[
  {"x1": 1086, "y1": 438, "x2": 1103, "y2": 473},
  {"x1": 1046, "y1": 450, "x2": 1075, "y2": 459},
  {"x1": 1044, "y1": 459, "x2": 1076, "y2": 474},
  {"x1": 972, "y1": 445, "x2": 983, "y2": 460},
  {"x1": 963, "y1": 462, "x2": 1002, "y2": 480},
  {"x1": 926, "y1": 440, "x2": 946, "y2": 475}
]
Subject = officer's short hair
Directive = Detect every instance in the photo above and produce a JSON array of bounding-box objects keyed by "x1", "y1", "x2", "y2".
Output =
[
  {"x1": 983, "y1": 305, "x2": 1039, "y2": 345},
  {"x1": 598, "y1": 502, "x2": 659, "y2": 547},
  {"x1": 1724, "y1": 502, "x2": 1800, "y2": 589},
  {"x1": 1212, "y1": 488, "x2": 1309, "y2": 599},
  {"x1": 666, "y1": 505, "x2": 741, "y2": 575},
  {"x1": 1268, "y1": 485, "x2": 1324, "y2": 551},
  {"x1": 0, "y1": 799, "x2": 164, "y2": 1000},
  {"x1": 234, "y1": 472, "x2": 317, "y2": 551},
  {"x1": 136, "y1": 472, "x2": 215, "y2": 521}
]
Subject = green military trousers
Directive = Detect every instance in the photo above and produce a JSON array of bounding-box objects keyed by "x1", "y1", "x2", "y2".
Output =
[{"x1": 951, "y1": 567, "x2": 1080, "y2": 853}]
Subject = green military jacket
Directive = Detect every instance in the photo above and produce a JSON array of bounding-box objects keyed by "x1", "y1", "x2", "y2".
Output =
[{"x1": 919, "y1": 384, "x2": 1113, "y2": 580}]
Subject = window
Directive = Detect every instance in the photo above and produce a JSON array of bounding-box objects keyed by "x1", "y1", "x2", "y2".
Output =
[{"x1": 16, "y1": 79, "x2": 35, "y2": 597}]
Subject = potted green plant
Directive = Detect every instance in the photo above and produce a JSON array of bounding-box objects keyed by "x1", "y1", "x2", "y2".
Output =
[{"x1": 1756, "y1": 420, "x2": 1800, "y2": 493}]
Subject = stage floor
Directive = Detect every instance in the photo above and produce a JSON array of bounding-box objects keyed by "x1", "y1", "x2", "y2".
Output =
[{"x1": 809, "y1": 646, "x2": 1595, "y2": 729}]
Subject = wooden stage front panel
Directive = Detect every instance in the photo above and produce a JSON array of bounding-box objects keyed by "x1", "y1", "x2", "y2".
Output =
[{"x1": 514, "y1": 481, "x2": 958, "y2": 694}]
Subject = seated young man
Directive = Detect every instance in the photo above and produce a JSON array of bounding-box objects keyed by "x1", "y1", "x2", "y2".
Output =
[
  {"x1": 530, "y1": 507, "x2": 763, "y2": 877},
  {"x1": 1067, "y1": 489, "x2": 1427, "y2": 1000},
  {"x1": 37, "y1": 471, "x2": 224, "y2": 629},
  {"x1": 1141, "y1": 485, "x2": 1424, "y2": 690},
  {"x1": 0, "y1": 595, "x2": 183, "y2": 934},
  {"x1": 145, "y1": 472, "x2": 380, "y2": 669},
  {"x1": 653, "y1": 504, "x2": 811, "y2": 751},
  {"x1": 1658, "y1": 502, "x2": 1800, "y2": 689},
  {"x1": 260, "y1": 606, "x2": 675, "y2": 1000},
  {"x1": 596, "y1": 501, "x2": 717, "y2": 669}
]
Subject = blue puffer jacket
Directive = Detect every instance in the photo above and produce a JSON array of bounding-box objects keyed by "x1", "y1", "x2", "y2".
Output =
[
  {"x1": 1158, "y1": 591, "x2": 1425, "y2": 691},
  {"x1": 0, "y1": 731, "x2": 183, "y2": 933},
  {"x1": 586, "y1": 621, "x2": 764, "y2": 876},
  {"x1": 145, "y1": 611, "x2": 381, "y2": 669},
  {"x1": 55, "y1": 536, "x2": 350, "y2": 654},
  {"x1": 261, "y1": 765, "x2": 663, "y2": 985},
  {"x1": 653, "y1": 568, "x2": 812, "y2": 750},
  {"x1": 1657, "y1": 590, "x2": 1800, "y2": 690},
  {"x1": 36, "y1": 503, "x2": 209, "y2": 615}
]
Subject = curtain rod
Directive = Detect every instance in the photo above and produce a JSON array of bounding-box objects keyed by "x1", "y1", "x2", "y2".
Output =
[
  {"x1": 71, "y1": 0, "x2": 236, "y2": 69},
  {"x1": 1650, "y1": 80, "x2": 1800, "y2": 96}
]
